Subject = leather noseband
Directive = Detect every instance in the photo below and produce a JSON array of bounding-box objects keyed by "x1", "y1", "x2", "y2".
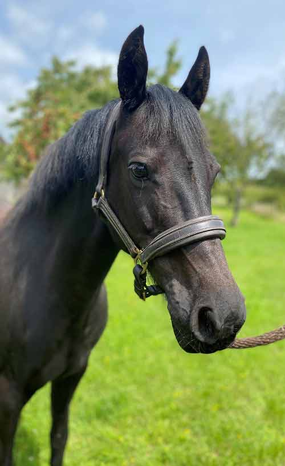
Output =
[{"x1": 92, "y1": 101, "x2": 226, "y2": 300}]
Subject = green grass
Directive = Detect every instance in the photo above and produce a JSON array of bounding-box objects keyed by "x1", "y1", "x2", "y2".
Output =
[{"x1": 15, "y1": 208, "x2": 285, "y2": 466}]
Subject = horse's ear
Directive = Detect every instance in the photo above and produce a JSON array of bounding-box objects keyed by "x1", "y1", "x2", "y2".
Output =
[
  {"x1": 179, "y1": 46, "x2": 210, "y2": 110},
  {"x1": 118, "y1": 25, "x2": 148, "y2": 111}
]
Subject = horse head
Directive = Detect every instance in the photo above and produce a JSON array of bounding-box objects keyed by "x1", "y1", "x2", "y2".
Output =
[{"x1": 104, "y1": 26, "x2": 246, "y2": 354}]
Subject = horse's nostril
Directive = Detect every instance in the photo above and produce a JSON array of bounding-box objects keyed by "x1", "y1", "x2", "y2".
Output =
[
  {"x1": 192, "y1": 306, "x2": 222, "y2": 345},
  {"x1": 198, "y1": 307, "x2": 217, "y2": 341},
  {"x1": 191, "y1": 304, "x2": 242, "y2": 347}
]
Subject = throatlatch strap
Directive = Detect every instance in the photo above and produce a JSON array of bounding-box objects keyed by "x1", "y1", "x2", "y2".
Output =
[{"x1": 92, "y1": 196, "x2": 139, "y2": 258}]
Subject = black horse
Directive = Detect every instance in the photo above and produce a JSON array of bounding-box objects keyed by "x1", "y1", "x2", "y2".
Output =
[{"x1": 0, "y1": 26, "x2": 246, "y2": 465}]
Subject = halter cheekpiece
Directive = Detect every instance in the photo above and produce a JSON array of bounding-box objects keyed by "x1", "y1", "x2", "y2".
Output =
[{"x1": 92, "y1": 102, "x2": 226, "y2": 300}]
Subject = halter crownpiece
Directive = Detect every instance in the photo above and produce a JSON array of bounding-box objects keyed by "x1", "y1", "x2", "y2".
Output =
[{"x1": 92, "y1": 101, "x2": 226, "y2": 300}]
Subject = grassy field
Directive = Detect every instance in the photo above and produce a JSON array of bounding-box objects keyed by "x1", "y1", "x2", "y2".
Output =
[{"x1": 15, "y1": 208, "x2": 285, "y2": 466}]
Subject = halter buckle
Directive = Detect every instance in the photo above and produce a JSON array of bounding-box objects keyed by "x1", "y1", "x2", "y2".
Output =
[
  {"x1": 133, "y1": 257, "x2": 164, "y2": 300},
  {"x1": 94, "y1": 189, "x2": 105, "y2": 200},
  {"x1": 92, "y1": 189, "x2": 105, "y2": 209},
  {"x1": 134, "y1": 251, "x2": 148, "y2": 274}
]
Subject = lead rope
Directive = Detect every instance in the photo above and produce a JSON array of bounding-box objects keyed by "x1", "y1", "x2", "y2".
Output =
[{"x1": 229, "y1": 325, "x2": 285, "y2": 349}]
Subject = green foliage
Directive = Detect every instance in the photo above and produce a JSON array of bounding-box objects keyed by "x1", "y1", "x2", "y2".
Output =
[
  {"x1": 2, "y1": 41, "x2": 182, "y2": 182},
  {"x1": 156, "y1": 40, "x2": 182, "y2": 88},
  {"x1": 201, "y1": 95, "x2": 239, "y2": 175},
  {"x1": 0, "y1": 41, "x2": 274, "y2": 227},
  {"x1": 259, "y1": 154, "x2": 285, "y2": 188},
  {"x1": 267, "y1": 89, "x2": 285, "y2": 142},
  {"x1": 2, "y1": 57, "x2": 119, "y2": 181},
  {"x1": 0, "y1": 141, "x2": 6, "y2": 168},
  {"x1": 202, "y1": 97, "x2": 271, "y2": 183},
  {"x1": 202, "y1": 96, "x2": 272, "y2": 225},
  {"x1": 14, "y1": 209, "x2": 285, "y2": 466},
  {"x1": 260, "y1": 167, "x2": 285, "y2": 187}
]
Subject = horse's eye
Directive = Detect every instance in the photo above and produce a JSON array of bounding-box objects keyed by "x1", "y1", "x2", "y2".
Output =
[{"x1": 129, "y1": 163, "x2": 148, "y2": 180}]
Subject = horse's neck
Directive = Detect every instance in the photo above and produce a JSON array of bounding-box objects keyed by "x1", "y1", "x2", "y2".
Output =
[
  {"x1": 10, "y1": 183, "x2": 119, "y2": 301},
  {"x1": 52, "y1": 186, "x2": 119, "y2": 290}
]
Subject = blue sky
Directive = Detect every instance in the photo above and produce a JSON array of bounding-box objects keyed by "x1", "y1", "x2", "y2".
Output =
[{"x1": 1, "y1": 0, "x2": 285, "y2": 139}]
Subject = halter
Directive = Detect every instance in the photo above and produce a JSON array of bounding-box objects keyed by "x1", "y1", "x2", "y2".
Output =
[{"x1": 92, "y1": 102, "x2": 226, "y2": 300}]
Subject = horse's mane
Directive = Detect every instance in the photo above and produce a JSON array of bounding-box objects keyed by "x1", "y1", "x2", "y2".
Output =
[
  {"x1": 24, "y1": 85, "x2": 206, "y2": 211},
  {"x1": 26, "y1": 99, "x2": 119, "y2": 210}
]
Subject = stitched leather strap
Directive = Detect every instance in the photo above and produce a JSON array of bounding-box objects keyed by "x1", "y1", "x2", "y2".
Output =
[
  {"x1": 92, "y1": 196, "x2": 140, "y2": 257},
  {"x1": 95, "y1": 101, "x2": 121, "y2": 195},
  {"x1": 92, "y1": 196, "x2": 226, "y2": 264},
  {"x1": 140, "y1": 216, "x2": 226, "y2": 263}
]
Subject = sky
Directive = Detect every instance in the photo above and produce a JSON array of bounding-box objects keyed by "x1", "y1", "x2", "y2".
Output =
[{"x1": 1, "y1": 0, "x2": 285, "y2": 139}]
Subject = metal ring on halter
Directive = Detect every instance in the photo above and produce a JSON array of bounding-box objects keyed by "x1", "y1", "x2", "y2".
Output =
[{"x1": 134, "y1": 252, "x2": 148, "y2": 274}]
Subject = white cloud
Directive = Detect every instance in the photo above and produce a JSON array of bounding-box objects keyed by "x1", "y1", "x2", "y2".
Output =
[
  {"x1": 0, "y1": 103, "x2": 10, "y2": 129},
  {"x1": 7, "y1": 3, "x2": 52, "y2": 45},
  {"x1": 81, "y1": 11, "x2": 107, "y2": 35},
  {"x1": 0, "y1": 35, "x2": 28, "y2": 65},
  {"x1": 64, "y1": 43, "x2": 118, "y2": 69},
  {"x1": 209, "y1": 55, "x2": 285, "y2": 120},
  {"x1": 0, "y1": 74, "x2": 35, "y2": 105},
  {"x1": 0, "y1": 74, "x2": 36, "y2": 139},
  {"x1": 54, "y1": 11, "x2": 108, "y2": 48},
  {"x1": 213, "y1": 57, "x2": 285, "y2": 96},
  {"x1": 0, "y1": 102, "x2": 16, "y2": 140}
]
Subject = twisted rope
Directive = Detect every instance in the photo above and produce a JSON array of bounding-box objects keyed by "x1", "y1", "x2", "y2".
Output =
[{"x1": 229, "y1": 325, "x2": 285, "y2": 349}]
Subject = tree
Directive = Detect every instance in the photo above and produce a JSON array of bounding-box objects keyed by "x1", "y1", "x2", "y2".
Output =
[
  {"x1": 261, "y1": 167, "x2": 285, "y2": 186},
  {"x1": 229, "y1": 110, "x2": 270, "y2": 226},
  {"x1": 267, "y1": 88, "x2": 285, "y2": 144},
  {"x1": 201, "y1": 95, "x2": 239, "y2": 176},
  {"x1": 202, "y1": 97, "x2": 271, "y2": 226},
  {"x1": 1, "y1": 58, "x2": 118, "y2": 182},
  {"x1": 1, "y1": 42, "x2": 182, "y2": 183},
  {"x1": 156, "y1": 40, "x2": 182, "y2": 88},
  {"x1": 0, "y1": 137, "x2": 7, "y2": 174}
]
